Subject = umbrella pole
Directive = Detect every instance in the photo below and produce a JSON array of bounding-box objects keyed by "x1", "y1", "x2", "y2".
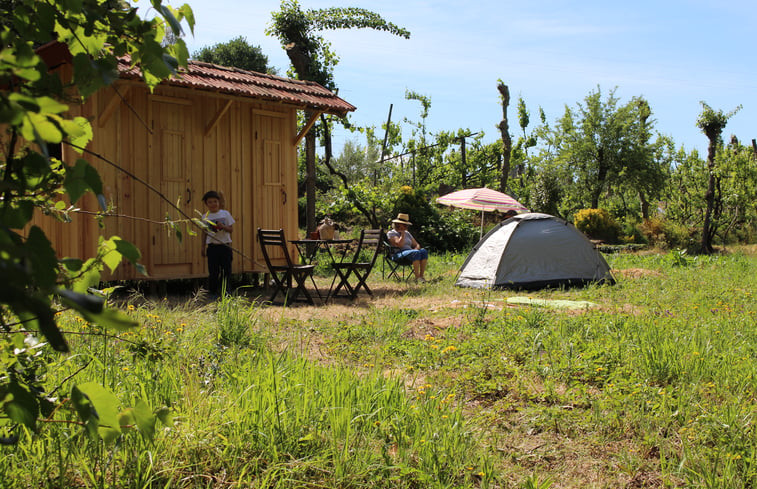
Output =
[{"x1": 480, "y1": 210, "x2": 484, "y2": 238}]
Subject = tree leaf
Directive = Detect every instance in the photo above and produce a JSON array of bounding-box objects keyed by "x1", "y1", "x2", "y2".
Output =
[
  {"x1": 61, "y1": 258, "x2": 83, "y2": 272},
  {"x1": 57, "y1": 289, "x2": 105, "y2": 315},
  {"x1": 25, "y1": 226, "x2": 58, "y2": 289},
  {"x1": 0, "y1": 201, "x2": 34, "y2": 229},
  {"x1": 159, "y1": 5, "x2": 183, "y2": 37},
  {"x1": 177, "y1": 4, "x2": 196, "y2": 34},
  {"x1": 71, "y1": 53, "x2": 103, "y2": 98},
  {"x1": 35, "y1": 96, "x2": 69, "y2": 115},
  {"x1": 22, "y1": 113, "x2": 63, "y2": 144},
  {"x1": 84, "y1": 162, "x2": 103, "y2": 195},
  {"x1": 63, "y1": 160, "x2": 89, "y2": 204},
  {"x1": 69, "y1": 258, "x2": 102, "y2": 294},
  {"x1": 64, "y1": 159, "x2": 101, "y2": 204},
  {"x1": 2, "y1": 382, "x2": 38, "y2": 430},
  {"x1": 114, "y1": 239, "x2": 146, "y2": 275},
  {"x1": 61, "y1": 117, "x2": 93, "y2": 151},
  {"x1": 99, "y1": 237, "x2": 123, "y2": 274},
  {"x1": 18, "y1": 294, "x2": 68, "y2": 353},
  {"x1": 139, "y1": 38, "x2": 174, "y2": 85},
  {"x1": 83, "y1": 306, "x2": 139, "y2": 332},
  {"x1": 58, "y1": 290, "x2": 138, "y2": 332},
  {"x1": 20, "y1": 152, "x2": 50, "y2": 189},
  {"x1": 118, "y1": 407, "x2": 136, "y2": 428},
  {"x1": 71, "y1": 382, "x2": 122, "y2": 443},
  {"x1": 155, "y1": 406, "x2": 173, "y2": 427},
  {"x1": 113, "y1": 239, "x2": 141, "y2": 263},
  {"x1": 134, "y1": 399, "x2": 156, "y2": 440}
]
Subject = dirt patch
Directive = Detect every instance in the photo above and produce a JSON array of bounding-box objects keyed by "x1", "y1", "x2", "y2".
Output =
[
  {"x1": 402, "y1": 316, "x2": 461, "y2": 340},
  {"x1": 614, "y1": 268, "x2": 663, "y2": 279}
]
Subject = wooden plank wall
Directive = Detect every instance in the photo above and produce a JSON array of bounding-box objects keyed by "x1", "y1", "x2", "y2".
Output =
[{"x1": 29, "y1": 80, "x2": 302, "y2": 281}]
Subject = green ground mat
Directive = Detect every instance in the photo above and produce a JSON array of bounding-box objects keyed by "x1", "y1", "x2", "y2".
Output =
[{"x1": 506, "y1": 296, "x2": 597, "y2": 310}]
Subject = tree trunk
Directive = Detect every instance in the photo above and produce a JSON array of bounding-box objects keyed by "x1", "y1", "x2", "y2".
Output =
[
  {"x1": 460, "y1": 137, "x2": 467, "y2": 187},
  {"x1": 639, "y1": 190, "x2": 650, "y2": 219},
  {"x1": 497, "y1": 82, "x2": 512, "y2": 192},
  {"x1": 701, "y1": 136, "x2": 718, "y2": 254},
  {"x1": 305, "y1": 123, "x2": 316, "y2": 233},
  {"x1": 285, "y1": 44, "x2": 318, "y2": 233},
  {"x1": 591, "y1": 148, "x2": 607, "y2": 209}
]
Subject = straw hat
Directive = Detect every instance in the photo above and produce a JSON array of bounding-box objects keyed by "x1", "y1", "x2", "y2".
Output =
[{"x1": 391, "y1": 213, "x2": 412, "y2": 225}]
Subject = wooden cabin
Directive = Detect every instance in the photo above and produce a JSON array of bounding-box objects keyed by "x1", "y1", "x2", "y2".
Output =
[{"x1": 34, "y1": 42, "x2": 355, "y2": 281}]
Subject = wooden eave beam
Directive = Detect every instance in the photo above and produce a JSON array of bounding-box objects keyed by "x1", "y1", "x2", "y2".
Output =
[
  {"x1": 98, "y1": 85, "x2": 130, "y2": 127},
  {"x1": 204, "y1": 99, "x2": 232, "y2": 137},
  {"x1": 293, "y1": 110, "x2": 322, "y2": 146}
]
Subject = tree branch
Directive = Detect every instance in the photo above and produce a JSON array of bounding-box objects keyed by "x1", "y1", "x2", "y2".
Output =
[{"x1": 320, "y1": 115, "x2": 378, "y2": 227}]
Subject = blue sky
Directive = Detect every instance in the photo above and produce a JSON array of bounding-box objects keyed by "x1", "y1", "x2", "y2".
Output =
[{"x1": 165, "y1": 0, "x2": 755, "y2": 156}]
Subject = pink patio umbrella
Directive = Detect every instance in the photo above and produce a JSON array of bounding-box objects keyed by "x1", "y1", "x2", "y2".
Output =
[{"x1": 436, "y1": 187, "x2": 529, "y2": 237}]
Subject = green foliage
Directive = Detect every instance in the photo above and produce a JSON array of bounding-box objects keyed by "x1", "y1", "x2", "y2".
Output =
[
  {"x1": 665, "y1": 134, "x2": 756, "y2": 250},
  {"x1": 528, "y1": 163, "x2": 564, "y2": 216},
  {"x1": 639, "y1": 217, "x2": 697, "y2": 250},
  {"x1": 696, "y1": 102, "x2": 742, "y2": 142},
  {"x1": 573, "y1": 208, "x2": 621, "y2": 243},
  {"x1": 215, "y1": 295, "x2": 266, "y2": 348},
  {"x1": 695, "y1": 102, "x2": 743, "y2": 254},
  {"x1": 267, "y1": 0, "x2": 409, "y2": 88},
  {"x1": 393, "y1": 187, "x2": 478, "y2": 252},
  {"x1": 193, "y1": 36, "x2": 275, "y2": 74},
  {"x1": 268, "y1": 0, "x2": 409, "y2": 232},
  {"x1": 0, "y1": 0, "x2": 193, "y2": 446},
  {"x1": 542, "y1": 87, "x2": 670, "y2": 212}
]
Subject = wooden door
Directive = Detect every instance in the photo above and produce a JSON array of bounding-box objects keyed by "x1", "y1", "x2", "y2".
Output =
[
  {"x1": 253, "y1": 110, "x2": 289, "y2": 263},
  {"x1": 150, "y1": 98, "x2": 196, "y2": 275}
]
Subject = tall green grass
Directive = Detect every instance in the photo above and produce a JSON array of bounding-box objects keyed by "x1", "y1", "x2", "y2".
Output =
[
  {"x1": 314, "y1": 250, "x2": 756, "y2": 487},
  {"x1": 1, "y1": 294, "x2": 492, "y2": 488},
  {"x1": 2, "y1": 250, "x2": 754, "y2": 488}
]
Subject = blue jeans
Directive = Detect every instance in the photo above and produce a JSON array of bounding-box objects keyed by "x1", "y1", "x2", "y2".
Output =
[{"x1": 393, "y1": 248, "x2": 428, "y2": 262}]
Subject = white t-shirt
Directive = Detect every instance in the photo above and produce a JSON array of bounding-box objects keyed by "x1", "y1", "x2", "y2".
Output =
[
  {"x1": 387, "y1": 229, "x2": 415, "y2": 251},
  {"x1": 203, "y1": 209, "x2": 235, "y2": 245}
]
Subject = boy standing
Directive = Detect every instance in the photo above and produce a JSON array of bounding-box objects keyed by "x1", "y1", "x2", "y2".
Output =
[{"x1": 201, "y1": 190, "x2": 235, "y2": 297}]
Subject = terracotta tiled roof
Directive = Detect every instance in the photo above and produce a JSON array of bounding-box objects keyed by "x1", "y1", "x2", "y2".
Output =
[
  {"x1": 36, "y1": 42, "x2": 355, "y2": 116},
  {"x1": 118, "y1": 58, "x2": 356, "y2": 117}
]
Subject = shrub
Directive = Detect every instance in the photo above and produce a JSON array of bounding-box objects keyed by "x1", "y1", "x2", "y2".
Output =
[
  {"x1": 392, "y1": 188, "x2": 478, "y2": 252},
  {"x1": 619, "y1": 218, "x2": 647, "y2": 244},
  {"x1": 573, "y1": 208, "x2": 621, "y2": 243},
  {"x1": 639, "y1": 217, "x2": 698, "y2": 250}
]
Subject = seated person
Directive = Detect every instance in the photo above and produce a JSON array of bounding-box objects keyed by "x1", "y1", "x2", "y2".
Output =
[{"x1": 387, "y1": 213, "x2": 428, "y2": 282}]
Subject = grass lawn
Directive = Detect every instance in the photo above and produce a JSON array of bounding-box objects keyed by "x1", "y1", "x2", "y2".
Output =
[{"x1": 2, "y1": 247, "x2": 755, "y2": 488}]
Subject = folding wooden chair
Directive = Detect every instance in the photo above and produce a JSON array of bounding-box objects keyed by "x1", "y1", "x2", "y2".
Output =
[
  {"x1": 382, "y1": 234, "x2": 414, "y2": 282},
  {"x1": 330, "y1": 229, "x2": 383, "y2": 300},
  {"x1": 257, "y1": 228, "x2": 317, "y2": 305}
]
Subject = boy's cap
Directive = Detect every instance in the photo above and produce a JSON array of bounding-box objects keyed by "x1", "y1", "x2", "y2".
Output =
[{"x1": 202, "y1": 190, "x2": 220, "y2": 202}]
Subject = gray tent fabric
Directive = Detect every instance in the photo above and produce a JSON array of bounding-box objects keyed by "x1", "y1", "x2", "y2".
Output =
[{"x1": 456, "y1": 213, "x2": 614, "y2": 289}]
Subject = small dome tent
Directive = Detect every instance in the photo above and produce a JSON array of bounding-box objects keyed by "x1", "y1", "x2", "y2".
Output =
[{"x1": 456, "y1": 213, "x2": 614, "y2": 289}]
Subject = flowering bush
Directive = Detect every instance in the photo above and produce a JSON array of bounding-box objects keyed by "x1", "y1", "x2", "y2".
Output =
[{"x1": 573, "y1": 208, "x2": 621, "y2": 243}]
